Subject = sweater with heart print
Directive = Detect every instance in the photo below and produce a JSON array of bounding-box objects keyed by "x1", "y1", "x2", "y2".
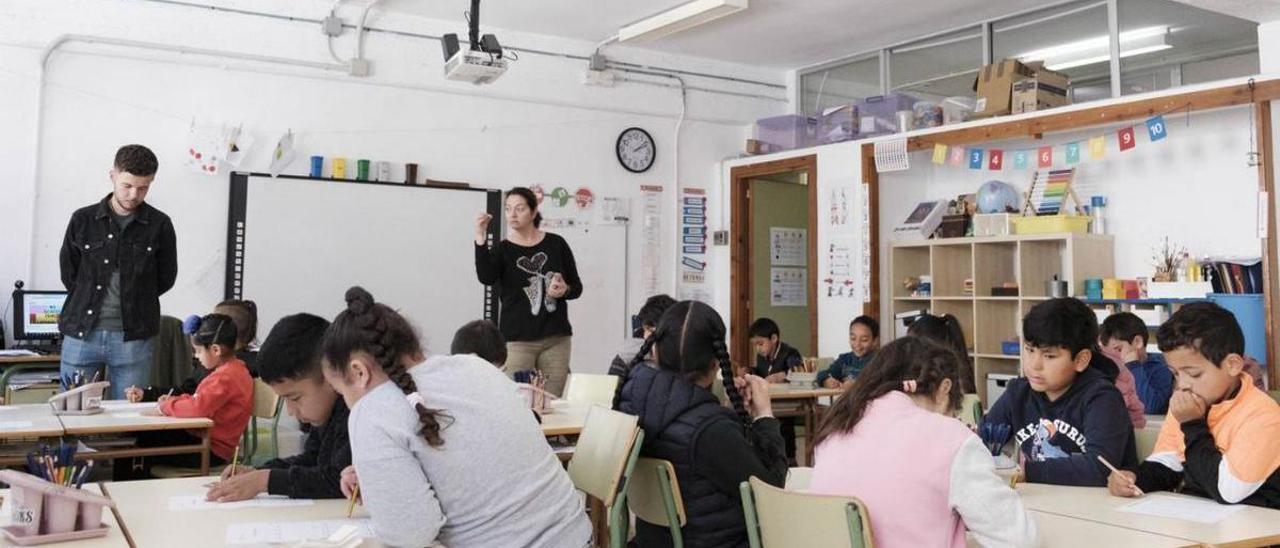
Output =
[{"x1": 475, "y1": 232, "x2": 582, "y2": 342}]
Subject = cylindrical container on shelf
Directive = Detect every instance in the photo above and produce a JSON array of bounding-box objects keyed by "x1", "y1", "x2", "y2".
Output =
[
  {"x1": 375, "y1": 161, "x2": 391, "y2": 182},
  {"x1": 1090, "y1": 196, "x2": 1107, "y2": 235},
  {"x1": 1046, "y1": 278, "x2": 1068, "y2": 298},
  {"x1": 309, "y1": 156, "x2": 323, "y2": 178},
  {"x1": 356, "y1": 159, "x2": 370, "y2": 181},
  {"x1": 405, "y1": 163, "x2": 418, "y2": 185},
  {"x1": 895, "y1": 110, "x2": 914, "y2": 133},
  {"x1": 1084, "y1": 279, "x2": 1103, "y2": 300}
]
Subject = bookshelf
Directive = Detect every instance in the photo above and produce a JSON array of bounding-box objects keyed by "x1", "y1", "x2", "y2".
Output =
[{"x1": 890, "y1": 232, "x2": 1115, "y2": 406}]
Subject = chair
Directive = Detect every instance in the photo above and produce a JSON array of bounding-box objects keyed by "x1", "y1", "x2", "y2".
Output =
[
  {"x1": 785, "y1": 466, "x2": 813, "y2": 490},
  {"x1": 149, "y1": 315, "x2": 193, "y2": 390},
  {"x1": 959, "y1": 393, "x2": 983, "y2": 428},
  {"x1": 1135, "y1": 427, "x2": 1160, "y2": 462},
  {"x1": 152, "y1": 378, "x2": 281, "y2": 478},
  {"x1": 740, "y1": 476, "x2": 874, "y2": 548},
  {"x1": 563, "y1": 374, "x2": 620, "y2": 408},
  {"x1": 567, "y1": 406, "x2": 643, "y2": 548},
  {"x1": 626, "y1": 458, "x2": 686, "y2": 547}
]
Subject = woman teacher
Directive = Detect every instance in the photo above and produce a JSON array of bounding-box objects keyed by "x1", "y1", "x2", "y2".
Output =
[{"x1": 474, "y1": 187, "x2": 582, "y2": 396}]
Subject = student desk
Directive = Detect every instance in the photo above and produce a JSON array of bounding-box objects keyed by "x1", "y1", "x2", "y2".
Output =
[
  {"x1": 972, "y1": 511, "x2": 1196, "y2": 548},
  {"x1": 0, "y1": 484, "x2": 129, "y2": 548},
  {"x1": 1017, "y1": 482, "x2": 1280, "y2": 547},
  {"x1": 0, "y1": 403, "x2": 213, "y2": 475},
  {"x1": 539, "y1": 401, "x2": 592, "y2": 437},
  {"x1": 768, "y1": 383, "x2": 843, "y2": 465},
  {"x1": 101, "y1": 476, "x2": 378, "y2": 548},
  {"x1": 0, "y1": 354, "x2": 61, "y2": 400}
]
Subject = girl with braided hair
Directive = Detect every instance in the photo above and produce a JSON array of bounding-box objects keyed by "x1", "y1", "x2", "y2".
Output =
[
  {"x1": 808, "y1": 337, "x2": 1037, "y2": 548},
  {"x1": 321, "y1": 287, "x2": 589, "y2": 548},
  {"x1": 616, "y1": 300, "x2": 787, "y2": 548}
]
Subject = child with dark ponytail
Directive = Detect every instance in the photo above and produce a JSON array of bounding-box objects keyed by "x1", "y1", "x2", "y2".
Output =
[
  {"x1": 616, "y1": 300, "x2": 788, "y2": 548},
  {"x1": 321, "y1": 287, "x2": 589, "y2": 548},
  {"x1": 809, "y1": 337, "x2": 1037, "y2": 547},
  {"x1": 907, "y1": 313, "x2": 976, "y2": 393}
]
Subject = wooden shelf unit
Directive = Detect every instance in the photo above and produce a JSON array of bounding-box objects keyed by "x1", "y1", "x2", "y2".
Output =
[{"x1": 890, "y1": 232, "x2": 1115, "y2": 406}]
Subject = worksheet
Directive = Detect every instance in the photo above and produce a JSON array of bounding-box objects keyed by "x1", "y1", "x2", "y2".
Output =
[
  {"x1": 1118, "y1": 495, "x2": 1246, "y2": 524},
  {"x1": 225, "y1": 519, "x2": 374, "y2": 545},
  {"x1": 168, "y1": 495, "x2": 315, "y2": 511}
]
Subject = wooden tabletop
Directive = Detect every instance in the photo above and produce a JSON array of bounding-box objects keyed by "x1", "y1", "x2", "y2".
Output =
[
  {"x1": 1017, "y1": 482, "x2": 1280, "y2": 547},
  {"x1": 767, "y1": 383, "x2": 843, "y2": 400},
  {"x1": 0, "y1": 405, "x2": 67, "y2": 439},
  {"x1": 0, "y1": 355, "x2": 61, "y2": 365},
  {"x1": 539, "y1": 401, "x2": 591, "y2": 437},
  {"x1": 0, "y1": 484, "x2": 129, "y2": 547},
  {"x1": 101, "y1": 476, "x2": 380, "y2": 547},
  {"x1": 0, "y1": 402, "x2": 212, "y2": 436},
  {"x1": 1019, "y1": 511, "x2": 1196, "y2": 548}
]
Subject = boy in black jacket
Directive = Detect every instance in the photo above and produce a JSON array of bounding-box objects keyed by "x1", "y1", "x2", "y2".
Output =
[
  {"x1": 205, "y1": 313, "x2": 351, "y2": 502},
  {"x1": 983, "y1": 298, "x2": 1137, "y2": 486}
]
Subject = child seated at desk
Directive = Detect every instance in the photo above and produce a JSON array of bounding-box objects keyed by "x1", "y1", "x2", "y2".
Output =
[
  {"x1": 816, "y1": 316, "x2": 879, "y2": 389},
  {"x1": 323, "y1": 287, "x2": 589, "y2": 548},
  {"x1": 449, "y1": 319, "x2": 507, "y2": 367},
  {"x1": 982, "y1": 298, "x2": 1137, "y2": 487},
  {"x1": 206, "y1": 313, "x2": 351, "y2": 502},
  {"x1": 809, "y1": 337, "x2": 1037, "y2": 548},
  {"x1": 748, "y1": 317, "x2": 802, "y2": 383},
  {"x1": 907, "y1": 313, "x2": 975, "y2": 393},
  {"x1": 126, "y1": 299, "x2": 259, "y2": 402},
  {"x1": 137, "y1": 313, "x2": 253, "y2": 470},
  {"x1": 1107, "y1": 302, "x2": 1280, "y2": 507},
  {"x1": 1100, "y1": 311, "x2": 1173, "y2": 415}
]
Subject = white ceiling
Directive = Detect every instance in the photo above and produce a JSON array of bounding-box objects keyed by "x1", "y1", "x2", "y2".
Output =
[
  {"x1": 1169, "y1": 0, "x2": 1280, "y2": 23},
  {"x1": 376, "y1": 0, "x2": 1067, "y2": 68}
]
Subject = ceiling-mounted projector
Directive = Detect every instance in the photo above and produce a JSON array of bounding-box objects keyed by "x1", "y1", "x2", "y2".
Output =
[{"x1": 442, "y1": 0, "x2": 507, "y2": 85}]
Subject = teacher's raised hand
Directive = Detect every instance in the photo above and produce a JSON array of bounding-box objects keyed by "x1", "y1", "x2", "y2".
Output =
[{"x1": 475, "y1": 212, "x2": 493, "y2": 245}]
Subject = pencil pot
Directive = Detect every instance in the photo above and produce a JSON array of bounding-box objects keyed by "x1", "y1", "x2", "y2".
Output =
[
  {"x1": 76, "y1": 503, "x2": 104, "y2": 531},
  {"x1": 40, "y1": 492, "x2": 78, "y2": 534},
  {"x1": 64, "y1": 394, "x2": 80, "y2": 412},
  {"x1": 9, "y1": 486, "x2": 43, "y2": 537}
]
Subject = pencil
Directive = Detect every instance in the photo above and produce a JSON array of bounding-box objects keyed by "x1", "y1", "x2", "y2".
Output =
[
  {"x1": 229, "y1": 445, "x2": 240, "y2": 478},
  {"x1": 346, "y1": 484, "x2": 360, "y2": 518},
  {"x1": 1097, "y1": 455, "x2": 1144, "y2": 495}
]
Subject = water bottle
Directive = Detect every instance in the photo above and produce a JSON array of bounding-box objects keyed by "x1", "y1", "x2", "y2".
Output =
[{"x1": 1090, "y1": 196, "x2": 1107, "y2": 235}]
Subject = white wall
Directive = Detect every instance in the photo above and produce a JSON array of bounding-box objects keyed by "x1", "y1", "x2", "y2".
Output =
[
  {"x1": 0, "y1": 1, "x2": 788, "y2": 359},
  {"x1": 1261, "y1": 20, "x2": 1280, "y2": 73}
]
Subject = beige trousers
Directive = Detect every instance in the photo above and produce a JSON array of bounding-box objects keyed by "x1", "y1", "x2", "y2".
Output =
[{"x1": 503, "y1": 335, "x2": 572, "y2": 396}]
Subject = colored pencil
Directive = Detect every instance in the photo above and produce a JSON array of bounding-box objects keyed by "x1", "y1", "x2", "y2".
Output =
[
  {"x1": 346, "y1": 484, "x2": 360, "y2": 518},
  {"x1": 1097, "y1": 455, "x2": 1144, "y2": 496}
]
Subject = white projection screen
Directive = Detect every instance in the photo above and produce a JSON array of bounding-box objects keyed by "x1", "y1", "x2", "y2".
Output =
[{"x1": 226, "y1": 174, "x2": 501, "y2": 353}]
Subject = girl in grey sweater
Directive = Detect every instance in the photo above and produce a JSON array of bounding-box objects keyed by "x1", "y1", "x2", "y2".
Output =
[{"x1": 321, "y1": 286, "x2": 591, "y2": 548}]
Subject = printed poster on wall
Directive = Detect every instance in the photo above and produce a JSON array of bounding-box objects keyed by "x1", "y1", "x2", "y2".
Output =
[
  {"x1": 770, "y1": 227, "x2": 807, "y2": 266},
  {"x1": 679, "y1": 187, "x2": 710, "y2": 303},
  {"x1": 640, "y1": 185, "x2": 663, "y2": 298},
  {"x1": 824, "y1": 238, "x2": 858, "y2": 300},
  {"x1": 828, "y1": 180, "x2": 858, "y2": 235},
  {"x1": 770, "y1": 267, "x2": 807, "y2": 307}
]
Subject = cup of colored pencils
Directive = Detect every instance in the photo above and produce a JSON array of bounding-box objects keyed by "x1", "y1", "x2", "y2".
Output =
[{"x1": 25, "y1": 443, "x2": 94, "y2": 489}]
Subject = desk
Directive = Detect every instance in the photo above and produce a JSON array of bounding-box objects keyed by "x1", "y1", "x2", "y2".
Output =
[
  {"x1": 101, "y1": 476, "x2": 378, "y2": 547},
  {"x1": 0, "y1": 403, "x2": 213, "y2": 475},
  {"x1": 0, "y1": 484, "x2": 129, "y2": 547},
  {"x1": 1018, "y1": 482, "x2": 1280, "y2": 547},
  {"x1": 1020, "y1": 511, "x2": 1195, "y2": 548},
  {"x1": 0, "y1": 355, "x2": 60, "y2": 399},
  {"x1": 768, "y1": 383, "x2": 842, "y2": 465}
]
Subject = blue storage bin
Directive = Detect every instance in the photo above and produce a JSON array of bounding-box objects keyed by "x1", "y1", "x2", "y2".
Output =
[{"x1": 1207, "y1": 294, "x2": 1266, "y2": 366}]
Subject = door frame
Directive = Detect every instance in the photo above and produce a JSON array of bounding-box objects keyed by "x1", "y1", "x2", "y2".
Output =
[{"x1": 729, "y1": 155, "x2": 819, "y2": 370}]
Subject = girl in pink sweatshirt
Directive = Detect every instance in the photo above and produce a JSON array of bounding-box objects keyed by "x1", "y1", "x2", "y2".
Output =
[{"x1": 809, "y1": 337, "x2": 1037, "y2": 548}]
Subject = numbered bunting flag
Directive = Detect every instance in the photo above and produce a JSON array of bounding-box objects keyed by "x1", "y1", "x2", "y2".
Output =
[
  {"x1": 1118, "y1": 126, "x2": 1137, "y2": 151},
  {"x1": 1037, "y1": 146, "x2": 1053, "y2": 168},
  {"x1": 948, "y1": 146, "x2": 966, "y2": 167},
  {"x1": 969, "y1": 148, "x2": 984, "y2": 170},
  {"x1": 1013, "y1": 150, "x2": 1029, "y2": 169},
  {"x1": 983, "y1": 148, "x2": 1003, "y2": 170},
  {"x1": 1065, "y1": 142, "x2": 1081, "y2": 164},
  {"x1": 932, "y1": 143, "x2": 948, "y2": 165},
  {"x1": 1089, "y1": 136, "x2": 1106, "y2": 160},
  {"x1": 1146, "y1": 115, "x2": 1167, "y2": 142}
]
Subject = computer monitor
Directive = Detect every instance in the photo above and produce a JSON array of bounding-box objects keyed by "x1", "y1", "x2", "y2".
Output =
[{"x1": 13, "y1": 290, "x2": 68, "y2": 341}]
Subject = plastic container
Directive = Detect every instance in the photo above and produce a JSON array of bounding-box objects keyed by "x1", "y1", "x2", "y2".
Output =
[
  {"x1": 858, "y1": 93, "x2": 917, "y2": 137},
  {"x1": 913, "y1": 101, "x2": 943, "y2": 128},
  {"x1": 816, "y1": 103, "x2": 857, "y2": 144},
  {"x1": 1084, "y1": 279, "x2": 1103, "y2": 300},
  {"x1": 1009, "y1": 215, "x2": 1090, "y2": 235},
  {"x1": 1208, "y1": 294, "x2": 1266, "y2": 364},
  {"x1": 1090, "y1": 196, "x2": 1107, "y2": 235},
  {"x1": 942, "y1": 96, "x2": 977, "y2": 125},
  {"x1": 1001, "y1": 341, "x2": 1021, "y2": 356},
  {"x1": 9, "y1": 487, "x2": 43, "y2": 537},
  {"x1": 753, "y1": 115, "x2": 816, "y2": 150},
  {"x1": 40, "y1": 497, "x2": 78, "y2": 535}
]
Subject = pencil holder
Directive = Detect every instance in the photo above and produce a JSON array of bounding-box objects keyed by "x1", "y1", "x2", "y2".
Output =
[
  {"x1": 48, "y1": 382, "x2": 109, "y2": 416},
  {"x1": 0, "y1": 470, "x2": 115, "y2": 545}
]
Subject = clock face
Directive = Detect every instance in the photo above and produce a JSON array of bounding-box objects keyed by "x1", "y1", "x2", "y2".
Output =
[{"x1": 617, "y1": 127, "x2": 655, "y2": 173}]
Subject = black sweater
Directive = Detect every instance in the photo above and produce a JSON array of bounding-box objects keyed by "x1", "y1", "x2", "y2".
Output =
[
  {"x1": 474, "y1": 233, "x2": 582, "y2": 342},
  {"x1": 260, "y1": 398, "x2": 351, "y2": 499}
]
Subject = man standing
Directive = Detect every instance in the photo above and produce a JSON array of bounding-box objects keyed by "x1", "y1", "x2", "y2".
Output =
[{"x1": 59, "y1": 145, "x2": 177, "y2": 400}]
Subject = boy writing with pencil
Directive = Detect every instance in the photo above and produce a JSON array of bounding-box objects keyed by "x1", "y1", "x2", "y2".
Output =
[
  {"x1": 1107, "y1": 303, "x2": 1280, "y2": 507},
  {"x1": 206, "y1": 314, "x2": 352, "y2": 502}
]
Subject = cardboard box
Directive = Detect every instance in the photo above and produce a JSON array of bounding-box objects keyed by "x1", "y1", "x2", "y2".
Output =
[
  {"x1": 1012, "y1": 63, "x2": 1071, "y2": 114},
  {"x1": 973, "y1": 59, "x2": 1035, "y2": 118}
]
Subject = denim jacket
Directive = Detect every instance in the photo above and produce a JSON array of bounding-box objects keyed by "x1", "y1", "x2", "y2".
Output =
[{"x1": 58, "y1": 194, "x2": 178, "y2": 341}]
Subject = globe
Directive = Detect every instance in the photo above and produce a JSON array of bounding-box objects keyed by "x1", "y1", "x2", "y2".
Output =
[{"x1": 976, "y1": 181, "x2": 1021, "y2": 214}]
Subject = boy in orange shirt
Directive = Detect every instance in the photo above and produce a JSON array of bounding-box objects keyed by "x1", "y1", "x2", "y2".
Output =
[{"x1": 1107, "y1": 302, "x2": 1280, "y2": 507}]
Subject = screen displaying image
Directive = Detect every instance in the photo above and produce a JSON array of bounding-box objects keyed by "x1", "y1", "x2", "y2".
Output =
[{"x1": 23, "y1": 293, "x2": 66, "y2": 335}]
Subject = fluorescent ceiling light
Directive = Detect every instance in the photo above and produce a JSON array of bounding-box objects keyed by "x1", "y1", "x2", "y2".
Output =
[
  {"x1": 1017, "y1": 26, "x2": 1171, "y2": 70},
  {"x1": 618, "y1": 0, "x2": 748, "y2": 43}
]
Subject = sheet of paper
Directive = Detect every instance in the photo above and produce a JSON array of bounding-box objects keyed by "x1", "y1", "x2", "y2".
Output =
[
  {"x1": 0, "y1": 350, "x2": 38, "y2": 357},
  {"x1": 169, "y1": 495, "x2": 315, "y2": 511},
  {"x1": 99, "y1": 401, "x2": 159, "y2": 411},
  {"x1": 0, "y1": 421, "x2": 35, "y2": 429},
  {"x1": 1117, "y1": 495, "x2": 1246, "y2": 524},
  {"x1": 225, "y1": 519, "x2": 375, "y2": 545}
]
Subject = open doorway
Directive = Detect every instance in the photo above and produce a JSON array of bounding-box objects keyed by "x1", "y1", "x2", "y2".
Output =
[{"x1": 729, "y1": 155, "x2": 819, "y2": 369}]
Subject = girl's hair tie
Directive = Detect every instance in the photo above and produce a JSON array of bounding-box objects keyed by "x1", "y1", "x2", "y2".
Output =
[
  {"x1": 182, "y1": 314, "x2": 202, "y2": 335},
  {"x1": 902, "y1": 380, "x2": 918, "y2": 393},
  {"x1": 406, "y1": 392, "x2": 426, "y2": 408}
]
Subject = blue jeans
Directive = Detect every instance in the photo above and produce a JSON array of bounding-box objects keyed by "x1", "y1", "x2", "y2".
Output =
[{"x1": 60, "y1": 331, "x2": 154, "y2": 400}]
